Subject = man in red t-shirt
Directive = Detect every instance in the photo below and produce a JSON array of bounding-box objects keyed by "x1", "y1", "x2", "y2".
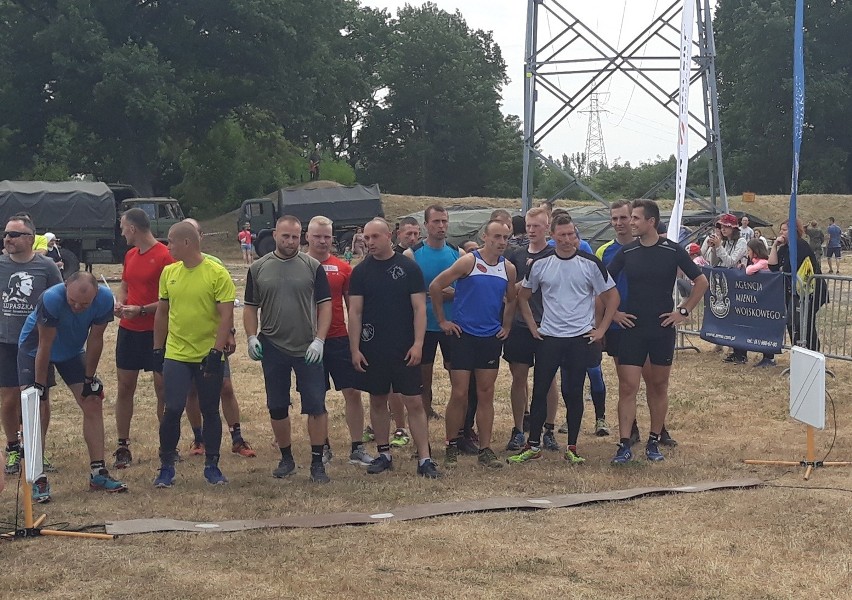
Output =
[
  {"x1": 112, "y1": 208, "x2": 175, "y2": 468},
  {"x1": 306, "y1": 216, "x2": 374, "y2": 466}
]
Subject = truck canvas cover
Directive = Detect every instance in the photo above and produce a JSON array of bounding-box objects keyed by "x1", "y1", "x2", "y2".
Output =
[
  {"x1": 266, "y1": 184, "x2": 383, "y2": 225},
  {"x1": 0, "y1": 181, "x2": 115, "y2": 229}
]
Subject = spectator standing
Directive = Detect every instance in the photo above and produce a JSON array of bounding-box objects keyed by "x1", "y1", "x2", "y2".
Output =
[
  {"x1": 739, "y1": 216, "x2": 754, "y2": 242},
  {"x1": 805, "y1": 220, "x2": 824, "y2": 266},
  {"x1": 44, "y1": 233, "x2": 64, "y2": 275},
  {"x1": 238, "y1": 223, "x2": 254, "y2": 265},
  {"x1": 826, "y1": 217, "x2": 842, "y2": 274},
  {"x1": 769, "y1": 218, "x2": 827, "y2": 351}
]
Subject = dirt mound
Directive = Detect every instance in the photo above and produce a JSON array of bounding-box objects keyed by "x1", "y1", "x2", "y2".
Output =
[{"x1": 287, "y1": 180, "x2": 344, "y2": 191}]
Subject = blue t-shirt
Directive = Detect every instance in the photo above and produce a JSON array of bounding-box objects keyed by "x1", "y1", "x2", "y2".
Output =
[
  {"x1": 19, "y1": 283, "x2": 114, "y2": 362},
  {"x1": 827, "y1": 224, "x2": 842, "y2": 248},
  {"x1": 596, "y1": 239, "x2": 628, "y2": 331},
  {"x1": 411, "y1": 241, "x2": 460, "y2": 331},
  {"x1": 547, "y1": 238, "x2": 593, "y2": 253}
]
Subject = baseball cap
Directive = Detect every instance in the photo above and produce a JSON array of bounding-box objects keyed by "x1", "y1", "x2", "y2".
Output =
[{"x1": 717, "y1": 213, "x2": 739, "y2": 228}]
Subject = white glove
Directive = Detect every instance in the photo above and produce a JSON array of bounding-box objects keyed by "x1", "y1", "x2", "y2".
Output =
[
  {"x1": 305, "y1": 338, "x2": 325, "y2": 364},
  {"x1": 247, "y1": 335, "x2": 263, "y2": 361}
]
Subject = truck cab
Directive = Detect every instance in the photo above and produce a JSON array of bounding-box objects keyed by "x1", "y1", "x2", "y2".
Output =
[
  {"x1": 121, "y1": 198, "x2": 186, "y2": 241},
  {"x1": 240, "y1": 198, "x2": 278, "y2": 256}
]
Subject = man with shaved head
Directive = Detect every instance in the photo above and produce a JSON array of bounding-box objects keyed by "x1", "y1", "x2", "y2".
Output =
[
  {"x1": 430, "y1": 219, "x2": 517, "y2": 470},
  {"x1": 153, "y1": 221, "x2": 236, "y2": 487},
  {"x1": 181, "y1": 217, "x2": 256, "y2": 461},
  {"x1": 18, "y1": 271, "x2": 127, "y2": 500},
  {"x1": 349, "y1": 218, "x2": 441, "y2": 478}
]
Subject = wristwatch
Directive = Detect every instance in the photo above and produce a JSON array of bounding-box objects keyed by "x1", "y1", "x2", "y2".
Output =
[
  {"x1": 140, "y1": 305, "x2": 147, "y2": 316},
  {"x1": 677, "y1": 307, "x2": 689, "y2": 317}
]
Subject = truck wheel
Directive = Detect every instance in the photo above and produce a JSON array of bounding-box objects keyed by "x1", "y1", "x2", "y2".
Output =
[
  {"x1": 256, "y1": 235, "x2": 275, "y2": 257},
  {"x1": 61, "y1": 249, "x2": 80, "y2": 279}
]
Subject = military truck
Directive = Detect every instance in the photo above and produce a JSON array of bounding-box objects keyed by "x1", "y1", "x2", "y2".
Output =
[
  {"x1": 0, "y1": 181, "x2": 184, "y2": 274},
  {"x1": 239, "y1": 183, "x2": 383, "y2": 256}
]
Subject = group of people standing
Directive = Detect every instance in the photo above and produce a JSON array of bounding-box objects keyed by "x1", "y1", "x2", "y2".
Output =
[{"x1": 3, "y1": 197, "x2": 716, "y2": 502}]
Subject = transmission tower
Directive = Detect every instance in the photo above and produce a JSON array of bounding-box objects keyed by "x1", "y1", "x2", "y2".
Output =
[
  {"x1": 581, "y1": 93, "x2": 608, "y2": 176},
  {"x1": 521, "y1": 0, "x2": 728, "y2": 214}
]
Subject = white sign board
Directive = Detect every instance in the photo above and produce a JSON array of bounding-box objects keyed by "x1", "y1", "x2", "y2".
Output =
[{"x1": 789, "y1": 346, "x2": 825, "y2": 429}]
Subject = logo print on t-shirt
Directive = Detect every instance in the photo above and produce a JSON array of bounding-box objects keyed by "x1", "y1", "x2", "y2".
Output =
[
  {"x1": 2, "y1": 270, "x2": 36, "y2": 316},
  {"x1": 361, "y1": 323, "x2": 375, "y2": 342},
  {"x1": 476, "y1": 263, "x2": 488, "y2": 273},
  {"x1": 388, "y1": 265, "x2": 405, "y2": 280}
]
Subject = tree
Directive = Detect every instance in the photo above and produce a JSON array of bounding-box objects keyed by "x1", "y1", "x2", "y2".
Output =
[
  {"x1": 356, "y1": 3, "x2": 510, "y2": 197},
  {"x1": 715, "y1": 0, "x2": 852, "y2": 194}
]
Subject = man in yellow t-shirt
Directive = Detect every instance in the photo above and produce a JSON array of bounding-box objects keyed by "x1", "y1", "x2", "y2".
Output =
[{"x1": 152, "y1": 222, "x2": 235, "y2": 487}]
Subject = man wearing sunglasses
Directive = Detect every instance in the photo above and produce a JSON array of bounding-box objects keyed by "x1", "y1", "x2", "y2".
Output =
[{"x1": 1, "y1": 216, "x2": 63, "y2": 502}]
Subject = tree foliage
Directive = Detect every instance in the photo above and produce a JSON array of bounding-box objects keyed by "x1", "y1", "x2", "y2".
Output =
[{"x1": 715, "y1": 0, "x2": 852, "y2": 194}]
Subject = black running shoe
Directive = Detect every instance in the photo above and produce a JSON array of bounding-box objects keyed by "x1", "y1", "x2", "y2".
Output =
[
  {"x1": 367, "y1": 454, "x2": 393, "y2": 474},
  {"x1": 417, "y1": 459, "x2": 443, "y2": 479},
  {"x1": 457, "y1": 436, "x2": 480, "y2": 455},
  {"x1": 660, "y1": 428, "x2": 678, "y2": 447}
]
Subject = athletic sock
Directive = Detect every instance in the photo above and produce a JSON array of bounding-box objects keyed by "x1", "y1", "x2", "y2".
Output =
[
  {"x1": 511, "y1": 427, "x2": 523, "y2": 436},
  {"x1": 192, "y1": 427, "x2": 203, "y2": 443},
  {"x1": 528, "y1": 439, "x2": 541, "y2": 449},
  {"x1": 544, "y1": 422, "x2": 555, "y2": 433},
  {"x1": 418, "y1": 457, "x2": 431, "y2": 466},
  {"x1": 6, "y1": 440, "x2": 21, "y2": 452},
  {"x1": 90, "y1": 460, "x2": 106, "y2": 476},
  {"x1": 229, "y1": 423, "x2": 242, "y2": 443},
  {"x1": 118, "y1": 438, "x2": 129, "y2": 448},
  {"x1": 351, "y1": 441, "x2": 361, "y2": 453},
  {"x1": 377, "y1": 443, "x2": 391, "y2": 460},
  {"x1": 310, "y1": 445, "x2": 323, "y2": 465},
  {"x1": 280, "y1": 445, "x2": 293, "y2": 460},
  {"x1": 204, "y1": 454, "x2": 220, "y2": 467},
  {"x1": 447, "y1": 438, "x2": 459, "y2": 448},
  {"x1": 648, "y1": 432, "x2": 661, "y2": 443},
  {"x1": 620, "y1": 437, "x2": 632, "y2": 448}
]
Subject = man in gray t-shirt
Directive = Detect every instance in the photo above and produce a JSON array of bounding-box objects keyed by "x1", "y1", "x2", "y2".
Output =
[{"x1": 1, "y1": 215, "x2": 62, "y2": 483}]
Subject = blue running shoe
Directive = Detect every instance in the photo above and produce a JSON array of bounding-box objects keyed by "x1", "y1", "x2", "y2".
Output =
[
  {"x1": 506, "y1": 429, "x2": 526, "y2": 451},
  {"x1": 90, "y1": 469, "x2": 128, "y2": 493},
  {"x1": 203, "y1": 464, "x2": 229, "y2": 485},
  {"x1": 645, "y1": 440, "x2": 665, "y2": 462},
  {"x1": 32, "y1": 477, "x2": 51, "y2": 503},
  {"x1": 611, "y1": 443, "x2": 633, "y2": 465},
  {"x1": 154, "y1": 465, "x2": 176, "y2": 488}
]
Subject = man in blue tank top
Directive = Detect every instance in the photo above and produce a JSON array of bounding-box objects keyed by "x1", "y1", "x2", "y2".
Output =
[
  {"x1": 404, "y1": 205, "x2": 460, "y2": 422},
  {"x1": 429, "y1": 220, "x2": 517, "y2": 470}
]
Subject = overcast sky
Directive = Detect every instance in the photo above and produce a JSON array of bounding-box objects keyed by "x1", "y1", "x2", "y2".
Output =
[{"x1": 363, "y1": 1, "x2": 713, "y2": 166}]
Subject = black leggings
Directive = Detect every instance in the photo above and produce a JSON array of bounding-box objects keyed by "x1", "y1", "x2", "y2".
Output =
[
  {"x1": 530, "y1": 336, "x2": 589, "y2": 446},
  {"x1": 159, "y1": 359, "x2": 224, "y2": 464}
]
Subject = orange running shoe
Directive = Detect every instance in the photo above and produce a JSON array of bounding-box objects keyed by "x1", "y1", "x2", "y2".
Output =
[
  {"x1": 232, "y1": 439, "x2": 257, "y2": 458},
  {"x1": 188, "y1": 441, "x2": 205, "y2": 456}
]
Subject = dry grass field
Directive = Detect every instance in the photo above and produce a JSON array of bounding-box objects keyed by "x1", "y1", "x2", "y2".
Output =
[{"x1": 4, "y1": 196, "x2": 852, "y2": 599}]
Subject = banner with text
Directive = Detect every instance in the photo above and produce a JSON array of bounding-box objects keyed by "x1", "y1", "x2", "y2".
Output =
[{"x1": 699, "y1": 267, "x2": 787, "y2": 353}]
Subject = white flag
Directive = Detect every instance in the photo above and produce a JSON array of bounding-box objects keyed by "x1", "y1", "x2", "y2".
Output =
[
  {"x1": 21, "y1": 387, "x2": 44, "y2": 483},
  {"x1": 667, "y1": 0, "x2": 695, "y2": 243}
]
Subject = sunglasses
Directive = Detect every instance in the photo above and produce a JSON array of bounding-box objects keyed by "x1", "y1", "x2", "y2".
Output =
[{"x1": 3, "y1": 231, "x2": 33, "y2": 239}]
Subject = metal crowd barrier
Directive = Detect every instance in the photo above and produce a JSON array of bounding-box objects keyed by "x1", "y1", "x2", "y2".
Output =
[
  {"x1": 800, "y1": 273, "x2": 852, "y2": 362},
  {"x1": 675, "y1": 271, "x2": 852, "y2": 362}
]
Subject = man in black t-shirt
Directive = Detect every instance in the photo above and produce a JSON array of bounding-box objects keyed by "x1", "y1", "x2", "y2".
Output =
[
  {"x1": 349, "y1": 218, "x2": 441, "y2": 479},
  {"x1": 606, "y1": 200, "x2": 708, "y2": 464}
]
